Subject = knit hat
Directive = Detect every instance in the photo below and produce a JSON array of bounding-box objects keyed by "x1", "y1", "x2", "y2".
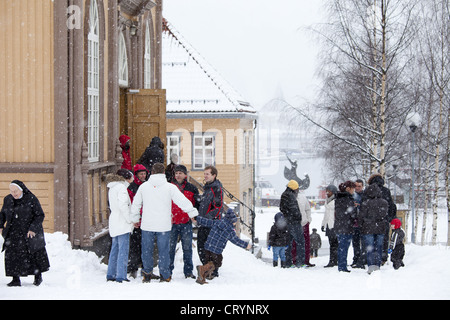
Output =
[
  {"x1": 391, "y1": 218, "x2": 402, "y2": 229},
  {"x1": 326, "y1": 184, "x2": 338, "y2": 194},
  {"x1": 287, "y1": 180, "x2": 299, "y2": 190},
  {"x1": 174, "y1": 164, "x2": 188, "y2": 175}
]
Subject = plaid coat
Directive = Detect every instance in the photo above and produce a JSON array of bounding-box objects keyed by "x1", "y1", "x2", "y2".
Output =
[{"x1": 196, "y1": 215, "x2": 248, "y2": 255}]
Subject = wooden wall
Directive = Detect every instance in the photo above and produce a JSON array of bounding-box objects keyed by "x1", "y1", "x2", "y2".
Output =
[
  {"x1": 0, "y1": 173, "x2": 55, "y2": 233},
  {"x1": 0, "y1": 0, "x2": 54, "y2": 163},
  {"x1": 167, "y1": 117, "x2": 255, "y2": 208}
]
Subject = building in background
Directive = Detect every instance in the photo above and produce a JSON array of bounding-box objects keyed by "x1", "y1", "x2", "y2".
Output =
[{"x1": 162, "y1": 19, "x2": 257, "y2": 238}]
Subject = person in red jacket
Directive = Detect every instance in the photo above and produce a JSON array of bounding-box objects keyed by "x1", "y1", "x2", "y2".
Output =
[
  {"x1": 126, "y1": 164, "x2": 148, "y2": 278},
  {"x1": 119, "y1": 135, "x2": 132, "y2": 171},
  {"x1": 169, "y1": 165, "x2": 199, "y2": 279}
]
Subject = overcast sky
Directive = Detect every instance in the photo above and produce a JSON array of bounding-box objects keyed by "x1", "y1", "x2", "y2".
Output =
[{"x1": 163, "y1": 0, "x2": 326, "y2": 109}]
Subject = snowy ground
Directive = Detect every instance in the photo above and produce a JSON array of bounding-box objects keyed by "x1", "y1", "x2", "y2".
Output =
[{"x1": 1, "y1": 206, "x2": 449, "y2": 301}]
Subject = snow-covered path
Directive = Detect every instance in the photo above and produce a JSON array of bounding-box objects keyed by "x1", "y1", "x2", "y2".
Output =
[{"x1": 1, "y1": 207, "x2": 449, "y2": 300}]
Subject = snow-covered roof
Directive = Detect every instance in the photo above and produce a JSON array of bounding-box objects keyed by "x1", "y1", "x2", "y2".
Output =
[{"x1": 162, "y1": 19, "x2": 256, "y2": 115}]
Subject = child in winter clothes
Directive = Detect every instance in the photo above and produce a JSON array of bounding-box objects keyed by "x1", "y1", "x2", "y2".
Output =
[
  {"x1": 268, "y1": 212, "x2": 289, "y2": 268},
  {"x1": 310, "y1": 228, "x2": 322, "y2": 258},
  {"x1": 193, "y1": 209, "x2": 252, "y2": 284},
  {"x1": 389, "y1": 218, "x2": 405, "y2": 270}
]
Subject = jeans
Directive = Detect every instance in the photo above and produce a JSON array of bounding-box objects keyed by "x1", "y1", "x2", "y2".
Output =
[
  {"x1": 286, "y1": 223, "x2": 305, "y2": 266},
  {"x1": 272, "y1": 246, "x2": 286, "y2": 262},
  {"x1": 141, "y1": 230, "x2": 171, "y2": 280},
  {"x1": 169, "y1": 222, "x2": 194, "y2": 276},
  {"x1": 337, "y1": 234, "x2": 352, "y2": 271},
  {"x1": 107, "y1": 233, "x2": 130, "y2": 282},
  {"x1": 363, "y1": 234, "x2": 384, "y2": 267}
]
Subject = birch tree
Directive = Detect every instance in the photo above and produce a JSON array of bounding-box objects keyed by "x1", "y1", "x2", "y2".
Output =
[
  {"x1": 419, "y1": 0, "x2": 450, "y2": 245},
  {"x1": 287, "y1": 0, "x2": 418, "y2": 180}
]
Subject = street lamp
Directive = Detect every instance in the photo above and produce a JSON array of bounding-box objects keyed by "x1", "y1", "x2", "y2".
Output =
[{"x1": 405, "y1": 112, "x2": 421, "y2": 244}]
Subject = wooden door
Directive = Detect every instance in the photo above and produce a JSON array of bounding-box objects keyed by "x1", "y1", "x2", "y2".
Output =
[{"x1": 126, "y1": 89, "x2": 167, "y2": 166}]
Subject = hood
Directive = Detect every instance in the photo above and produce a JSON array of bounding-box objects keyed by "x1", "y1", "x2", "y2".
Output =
[
  {"x1": 148, "y1": 173, "x2": 167, "y2": 187},
  {"x1": 274, "y1": 212, "x2": 287, "y2": 229},
  {"x1": 364, "y1": 183, "x2": 382, "y2": 199},
  {"x1": 105, "y1": 173, "x2": 127, "y2": 185},
  {"x1": 391, "y1": 218, "x2": 402, "y2": 229},
  {"x1": 149, "y1": 136, "x2": 164, "y2": 149},
  {"x1": 368, "y1": 173, "x2": 385, "y2": 187},
  {"x1": 133, "y1": 163, "x2": 148, "y2": 175},
  {"x1": 119, "y1": 135, "x2": 130, "y2": 148},
  {"x1": 132, "y1": 164, "x2": 148, "y2": 185}
]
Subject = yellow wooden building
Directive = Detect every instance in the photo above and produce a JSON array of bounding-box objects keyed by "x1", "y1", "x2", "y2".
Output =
[
  {"x1": 0, "y1": 0, "x2": 165, "y2": 251},
  {"x1": 162, "y1": 19, "x2": 258, "y2": 238}
]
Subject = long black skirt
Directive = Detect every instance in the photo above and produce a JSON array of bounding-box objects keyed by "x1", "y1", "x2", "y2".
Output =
[{"x1": 4, "y1": 228, "x2": 50, "y2": 277}]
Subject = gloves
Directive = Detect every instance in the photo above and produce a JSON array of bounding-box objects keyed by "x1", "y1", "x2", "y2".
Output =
[
  {"x1": 267, "y1": 246, "x2": 271, "y2": 251},
  {"x1": 388, "y1": 248, "x2": 393, "y2": 254}
]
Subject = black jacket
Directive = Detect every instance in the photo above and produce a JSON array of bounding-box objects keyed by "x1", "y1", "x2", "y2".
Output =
[
  {"x1": 358, "y1": 184, "x2": 389, "y2": 235},
  {"x1": 268, "y1": 212, "x2": 289, "y2": 247},
  {"x1": 198, "y1": 179, "x2": 224, "y2": 220},
  {"x1": 334, "y1": 191, "x2": 356, "y2": 235},
  {"x1": 279, "y1": 188, "x2": 302, "y2": 225},
  {"x1": 138, "y1": 137, "x2": 165, "y2": 173},
  {"x1": 368, "y1": 174, "x2": 397, "y2": 222},
  {"x1": 0, "y1": 180, "x2": 47, "y2": 254}
]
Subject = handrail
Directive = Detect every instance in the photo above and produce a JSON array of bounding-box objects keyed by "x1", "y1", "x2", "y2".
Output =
[{"x1": 187, "y1": 175, "x2": 255, "y2": 253}]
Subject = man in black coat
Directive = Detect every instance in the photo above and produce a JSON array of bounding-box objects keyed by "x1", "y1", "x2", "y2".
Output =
[
  {"x1": 279, "y1": 180, "x2": 305, "y2": 267},
  {"x1": 367, "y1": 173, "x2": 397, "y2": 264},
  {"x1": 197, "y1": 166, "x2": 224, "y2": 278},
  {"x1": 138, "y1": 136, "x2": 165, "y2": 174},
  {"x1": 0, "y1": 180, "x2": 50, "y2": 287}
]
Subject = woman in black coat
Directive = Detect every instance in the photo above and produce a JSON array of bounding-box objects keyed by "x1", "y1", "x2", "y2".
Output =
[
  {"x1": 0, "y1": 180, "x2": 50, "y2": 287},
  {"x1": 334, "y1": 181, "x2": 357, "y2": 272}
]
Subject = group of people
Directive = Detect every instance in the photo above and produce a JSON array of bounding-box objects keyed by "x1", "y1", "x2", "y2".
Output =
[
  {"x1": 0, "y1": 136, "x2": 251, "y2": 287},
  {"x1": 106, "y1": 136, "x2": 251, "y2": 284},
  {"x1": 270, "y1": 173, "x2": 405, "y2": 274},
  {"x1": 0, "y1": 134, "x2": 406, "y2": 287}
]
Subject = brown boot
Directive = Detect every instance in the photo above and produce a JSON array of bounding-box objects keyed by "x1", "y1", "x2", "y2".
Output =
[
  {"x1": 196, "y1": 265, "x2": 207, "y2": 285},
  {"x1": 196, "y1": 262, "x2": 215, "y2": 285},
  {"x1": 204, "y1": 262, "x2": 215, "y2": 280}
]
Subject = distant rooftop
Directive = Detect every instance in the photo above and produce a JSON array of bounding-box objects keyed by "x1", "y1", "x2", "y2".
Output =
[{"x1": 162, "y1": 18, "x2": 256, "y2": 116}]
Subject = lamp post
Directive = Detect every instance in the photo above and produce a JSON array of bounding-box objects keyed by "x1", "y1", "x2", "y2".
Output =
[{"x1": 405, "y1": 112, "x2": 421, "y2": 244}]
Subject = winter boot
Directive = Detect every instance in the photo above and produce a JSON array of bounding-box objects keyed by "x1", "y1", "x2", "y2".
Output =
[
  {"x1": 196, "y1": 265, "x2": 207, "y2": 285},
  {"x1": 33, "y1": 273, "x2": 43, "y2": 286},
  {"x1": 142, "y1": 271, "x2": 160, "y2": 283},
  {"x1": 273, "y1": 261, "x2": 278, "y2": 267},
  {"x1": 204, "y1": 262, "x2": 215, "y2": 280},
  {"x1": 280, "y1": 260, "x2": 287, "y2": 268},
  {"x1": 7, "y1": 276, "x2": 21, "y2": 287},
  {"x1": 196, "y1": 262, "x2": 215, "y2": 285}
]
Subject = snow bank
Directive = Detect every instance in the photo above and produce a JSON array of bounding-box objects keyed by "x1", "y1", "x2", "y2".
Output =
[{"x1": 0, "y1": 209, "x2": 449, "y2": 300}]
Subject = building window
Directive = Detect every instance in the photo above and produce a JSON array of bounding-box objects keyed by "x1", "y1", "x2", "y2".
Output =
[
  {"x1": 87, "y1": 0, "x2": 99, "y2": 162},
  {"x1": 119, "y1": 31, "x2": 128, "y2": 87},
  {"x1": 144, "y1": 23, "x2": 152, "y2": 89},
  {"x1": 167, "y1": 134, "x2": 180, "y2": 165},
  {"x1": 193, "y1": 134, "x2": 215, "y2": 170}
]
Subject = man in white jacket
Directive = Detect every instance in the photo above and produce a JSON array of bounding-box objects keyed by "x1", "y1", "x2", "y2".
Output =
[{"x1": 131, "y1": 163, "x2": 198, "y2": 282}]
